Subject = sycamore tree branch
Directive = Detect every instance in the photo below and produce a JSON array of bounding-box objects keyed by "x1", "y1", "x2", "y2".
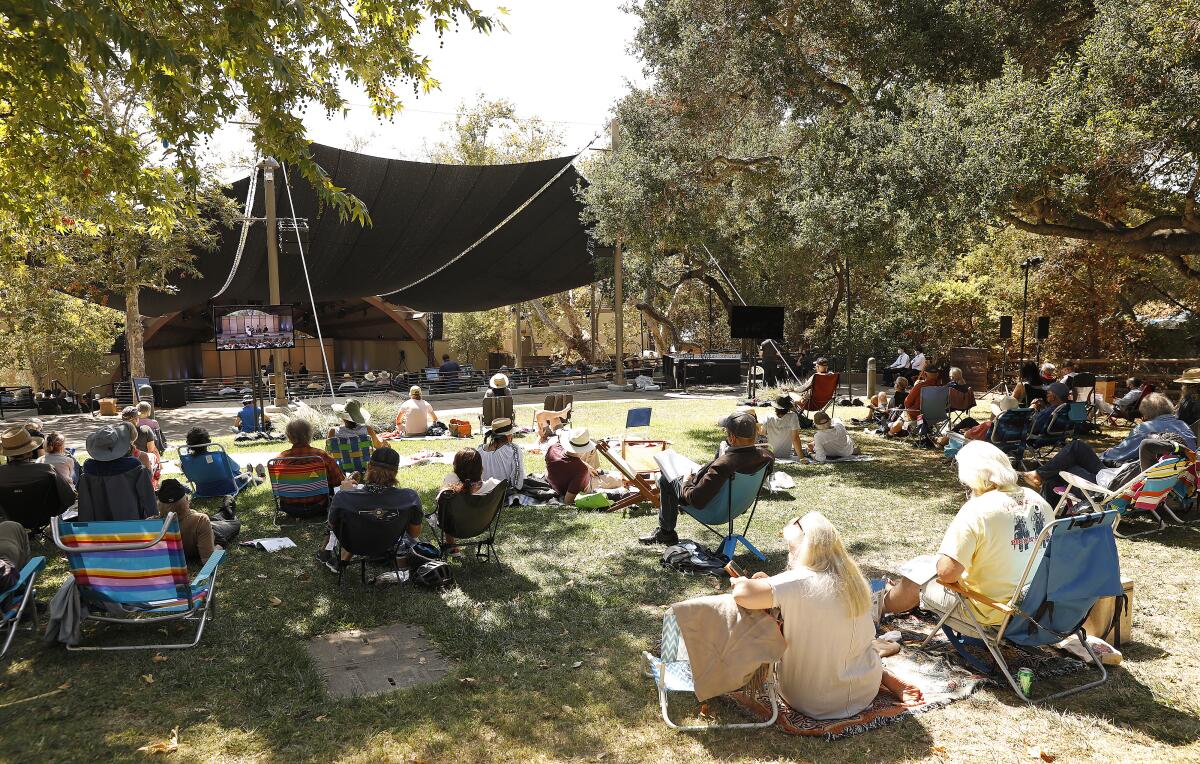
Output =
[
  {"x1": 1004, "y1": 212, "x2": 1200, "y2": 251},
  {"x1": 635, "y1": 302, "x2": 680, "y2": 347}
]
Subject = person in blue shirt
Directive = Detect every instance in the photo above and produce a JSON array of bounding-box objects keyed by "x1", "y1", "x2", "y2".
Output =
[
  {"x1": 1022, "y1": 392, "x2": 1196, "y2": 499},
  {"x1": 233, "y1": 396, "x2": 270, "y2": 434},
  {"x1": 438, "y1": 354, "x2": 461, "y2": 374},
  {"x1": 1030, "y1": 382, "x2": 1069, "y2": 436}
]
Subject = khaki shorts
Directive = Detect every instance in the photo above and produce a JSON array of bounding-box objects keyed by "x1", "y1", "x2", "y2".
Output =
[{"x1": 871, "y1": 577, "x2": 960, "y2": 625}]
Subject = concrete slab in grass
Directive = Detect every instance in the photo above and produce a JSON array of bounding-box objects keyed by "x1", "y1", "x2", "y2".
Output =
[{"x1": 308, "y1": 622, "x2": 452, "y2": 699}]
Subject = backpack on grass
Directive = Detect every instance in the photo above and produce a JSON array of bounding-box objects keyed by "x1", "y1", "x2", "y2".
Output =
[{"x1": 661, "y1": 539, "x2": 728, "y2": 577}]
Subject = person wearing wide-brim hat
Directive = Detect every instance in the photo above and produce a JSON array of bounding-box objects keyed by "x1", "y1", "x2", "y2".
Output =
[
  {"x1": 1174, "y1": 368, "x2": 1200, "y2": 427},
  {"x1": 806, "y1": 411, "x2": 858, "y2": 462},
  {"x1": 78, "y1": 423, "x2": 158, "y2": 521},
  {"x1": 762, "y1": 395, "x2": 804, "y2": 459},
  {"x1": 329, "y1": 398, "x2": 381, "y2": 447},
  {"x1": 0, "y1": 425, "x2": 76, "y2": 514},
  {"x1": 545, "y1": 428, "x2": 597, "y2": 504},
  {"x1": 487, "y1": 373, "x2": 511, "y2": 397},
  {"x1": 479, "y1": 417, "x2": 524, "y2": 491}
]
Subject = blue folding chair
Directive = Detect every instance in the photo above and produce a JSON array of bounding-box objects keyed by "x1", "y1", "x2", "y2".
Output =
[
  {"x1": 177, "y1": 444, "x2": 251, "y2": 500},
  {"x1": 919, "y1": 510, "x2": 1123, "y2": 704},
  {"x1": 1, "y1": 556, "x2": 47, "y2": 659},
  {"x1": 626, "y1": 407, "x2": 653, "y2": 432},
  {"x1": 989, "y1": 407, "x2": 1035, "y2": 469},
  {"x1": 1028, "y1": 403, "x2": 1074, "y2": 457},
  {"x1": 682, "y1": 464, "x2": 770, "y2": 560}
]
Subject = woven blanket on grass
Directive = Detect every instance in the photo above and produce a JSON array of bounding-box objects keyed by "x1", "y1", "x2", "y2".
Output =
[
  {"x1": 800, "y1": 454, "x2": 875, "y2": 465},
  {"x1": 725, "y1": 610, "x2": 1088, "y2": 739}
]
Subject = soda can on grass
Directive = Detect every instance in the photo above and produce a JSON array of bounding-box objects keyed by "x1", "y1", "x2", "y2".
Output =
[{"x1": 1017, "y1": 667, "x2": 1035, "y2": 697}]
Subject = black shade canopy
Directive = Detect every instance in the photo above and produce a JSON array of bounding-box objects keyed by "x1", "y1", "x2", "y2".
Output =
[{"x1": 132, "y1": 143, "x2": 603, "y2": 317}]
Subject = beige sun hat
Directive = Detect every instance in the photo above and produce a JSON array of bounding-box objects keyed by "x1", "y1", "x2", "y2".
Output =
[
  {"x1": 1173, "y1": 367, "x2": 1200, "y2": 384},
  {"x1": 990, "y1": 394, "x2": 1019, "y2": 417},
  {"x1": 490, "y1": 373, "x2": 510, "y2": 389},
  {"x1": 0, "y1": 426, "x2": 42, "y2": 457},
  {"x1": 559, "y1": 427, "x2": 595, "y2": 455}
]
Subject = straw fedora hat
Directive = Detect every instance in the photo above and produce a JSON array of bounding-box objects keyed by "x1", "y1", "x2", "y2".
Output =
[
  {"x1": 1173, "y1": 367, "x2": 1200, "y2": 384},
  {"x1": 490, "y1": 373, "x2": 510, "y2": 389},
  {"x1": 559, "y1": 427, "x2": 595, "y2": 455},
  {"x1": 0, "y1": 425, "x2": 42, "y2": 457}
]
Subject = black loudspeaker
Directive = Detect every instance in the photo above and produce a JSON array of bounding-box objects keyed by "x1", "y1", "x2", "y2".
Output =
[
  {"x1": 1036, "y1": 316, "x2": 1050, "y2": 340},
  {"x1": 999, "y1": 315, "x2": 1013, "y2": 340},
  {"x1": 429, "y1": 312, "x2": 444, "y2": 341},
  {"x1": 154, "y1": 381, "x2": 188, "y2": 409}
]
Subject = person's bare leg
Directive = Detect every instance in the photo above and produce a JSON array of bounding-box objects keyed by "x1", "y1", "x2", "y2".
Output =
[
  {"x1": 883, "y1": 577, "x2": 921, "y2": 614},
  {"x1": 881, "y1": 669, "x2": 924, "y2": 704}
]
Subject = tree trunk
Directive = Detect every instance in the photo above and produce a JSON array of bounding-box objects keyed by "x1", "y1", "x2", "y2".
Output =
[
  {"x1": 529, "y1": 298, "x2": 589, "y2": 359},
  {"x1": 553, "y1": 292, "x2": 593, "y2": 360},
  {"x1": 125, "y1": 284, "x2": 146, "y2": 377},
  {"x1": 818, "y1": 258, "x2": 846, "y2": 348}
]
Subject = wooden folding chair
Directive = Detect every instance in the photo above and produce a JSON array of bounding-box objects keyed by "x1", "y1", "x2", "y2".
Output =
[{"x1": 595, "y1": 440, "x2": 660, "y2": 512}]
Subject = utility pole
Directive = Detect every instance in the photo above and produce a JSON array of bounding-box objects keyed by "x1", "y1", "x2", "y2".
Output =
[
  {"x1": 590, "y1": 283, "x2": 598, "y2": 363},
  {"x1": 610, "y1": 118, "x2": 626, "y2": 385},
  {"x1": 513, "y1": 303, "x2": 523, "y2": 367},
  {"x1": 259, "y1": 157, "x2": 288, "y2": 407}
]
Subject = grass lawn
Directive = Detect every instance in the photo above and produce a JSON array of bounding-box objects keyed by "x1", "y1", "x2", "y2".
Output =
[{"x1": 2, "y1": 397, "x2": 1199, "y2": 763}]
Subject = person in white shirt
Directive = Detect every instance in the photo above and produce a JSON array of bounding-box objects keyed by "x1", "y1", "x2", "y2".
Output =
[
  {"x1": 883, "y1": 346, "x2": 911, "y2": 386},
  {"x1": 761, "y1": 395, "x2": 803, "y2": 458},
  {"x1": 908, "y1": 347, "x2": 927, "y2": 373},
  {"x1": 337, "y1": 373, "x2": 359, "y2": 393},
  {"x1": 395, "y1": 385, "x2": 437, "y2": 436},
  {"x1": 731, "y1": 512, "x2": 923, "y2": 718},
  {"x1": 477, "y1": 418, "x2": 524, "y2": 491},
  {"x1": 806, "y1": 412, "x2": 858, "y2": 461},
  {"x1": 37, "y1": 432, "x2": 79, "y2": 487}
]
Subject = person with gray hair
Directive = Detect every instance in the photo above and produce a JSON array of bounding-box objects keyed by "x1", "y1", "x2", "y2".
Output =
[
  {"x1": 1021, "y1": 391, "x2": 1197, "y2": 500},
  {"x1": 879, "y1": 441, "x2": 1052, "y2": 626}
]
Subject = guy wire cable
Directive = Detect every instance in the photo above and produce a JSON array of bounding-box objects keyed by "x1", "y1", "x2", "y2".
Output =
[
  {"x1": 281, "y1": 162, "x2": 338, "y2": 400},
  {"x1": 376, "y1": 130, "x2": 603, "y2": 298},
  {"x1": 212, "y1": 160, "x2": 260, "y2": 299}
]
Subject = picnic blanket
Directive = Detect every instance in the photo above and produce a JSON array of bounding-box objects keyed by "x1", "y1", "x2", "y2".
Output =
[{"x1": 800, "y1": 454, "x2": 875, "y2": 465}]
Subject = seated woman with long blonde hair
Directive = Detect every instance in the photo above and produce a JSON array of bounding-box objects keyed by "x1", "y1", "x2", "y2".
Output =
[{"x1": 732, "y1": 512, "x2": 922, "y2": 719}]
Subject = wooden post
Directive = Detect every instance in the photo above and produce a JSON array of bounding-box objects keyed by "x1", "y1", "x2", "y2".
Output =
[
  {"x1": 513, "y1": 303, "x2": 523, "y2": 368},
  {"x1": 590, "y1": 283, "x2": 598, "y2": 362},
  {"x1": 260, "y1": 157, "x2": 287, "y2": 406}
]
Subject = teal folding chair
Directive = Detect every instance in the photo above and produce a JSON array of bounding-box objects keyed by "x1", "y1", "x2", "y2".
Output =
[
  {"x1": 1, "y1": 556, "x2": 47, "y2": 658},
  {"x1": 681, "y1": 464, "x2": 770, "y2": 560},
  {"x1": 642, "y1": 609, "x2": 779, "y2": 730},
  {"x1": 50, "y1": 514, "x2": 224, "y2": 651}
]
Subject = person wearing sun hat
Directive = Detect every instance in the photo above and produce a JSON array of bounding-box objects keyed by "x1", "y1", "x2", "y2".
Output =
[
  {"x1": 544, "y1": 427, "x2": 597, "y2": 504},
  {"x1": 762, "y1": 395, "x2": 804, "y2": 458},
  {"x1": 1173, "y1": 368, "x2": 1200, "y2": 428},
  {"x1": 396, "y1": 385, "x2": 438, "y2": 437},
  {"x1": 806, "y1": 411, "x2": 858, "y2": 462},
  {"x1": 77, "y1": 423, "x2": 157, "y2": 521},
  {"x1": 328, "y1": 398, "x2": 382, "y2": 447},
  {"x1": 0, "y1": 425, "x2": 76, "y2": 515},
  {"x1": 639, "y1": 411, "x2": 773, "y2": 546},
  {"x1": 486, "y1": 372, "x2": 511, "y2": 398},
  {"x1": 479, "y1": 417, "x2": 524, "y2": 491}
]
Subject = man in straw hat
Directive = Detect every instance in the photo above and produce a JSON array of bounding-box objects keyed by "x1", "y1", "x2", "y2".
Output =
[
  {"x1": 639, "y1": 411, "x2": 773, "y2": 546},
  {"x1": 1174, "y1": 367, "x2": 1200, "y2": 428},
  {"x1": 486, "y1": 372, "x2": 511, "y2": 397},
  {"x1": 0, "y1": 425, "x2": 76, "y2": 515},
  {"x1": 545, "y1": 428, "x2": 597, "y2": 504}
]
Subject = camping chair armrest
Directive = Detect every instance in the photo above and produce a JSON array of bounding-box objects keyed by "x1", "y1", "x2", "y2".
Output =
[
  {"x1": 191, "y1": 549, "x2": 226, "y2": 588},
  {"x1": 938, "y1": 579, "x2": 1015, "y2": 615},
  {"x1": 0, "y1": 556, "x2": 46, "y2": 601},
  {"x1": 1058, "y1": 471, "x2": 1108, "y2": 495},
  {"x1": 50, "y1": 513, "x2": 178, "y2": 553}
]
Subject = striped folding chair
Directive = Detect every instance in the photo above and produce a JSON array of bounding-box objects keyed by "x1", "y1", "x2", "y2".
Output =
[
  {"x1": 267, "y1": 456, "x2": 332, "y2": 525},
  {"x1": 49, "y1": 514, "x2": 223, "y2": 651},
  {"x1": 1, "y1": 556, "x2": 47, "y2": 659},
  {"x1": 325, "y1": 435, "x2": 372, "y2": 475},
  {"x1": 1052, "y1": 441, "x2": 1198, "y2": 538}
]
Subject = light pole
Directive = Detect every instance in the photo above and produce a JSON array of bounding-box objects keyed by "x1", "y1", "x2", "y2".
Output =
[{"x1": 1018, "y1": 255, "x2": 1043, "y2": 365}]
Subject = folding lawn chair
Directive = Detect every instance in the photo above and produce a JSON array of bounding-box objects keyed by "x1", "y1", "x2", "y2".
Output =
[
  {"x1": 177, "y1": 444, "x2": 250, "y2": 500},
  {"x1": 989, "y1": 407, "x2": 1035, "y2": 469},
  {"x1": 622, "y1": 406, "x2": 671, "y2": 470},
  {"x1": 913, "y1": 385, "x2": 950, "y2": 447},
  {"x1": 331, "y1": 505, "x2": 413, "y2": 585},
  {"x1": 0, "y1": 556, "x2": 47, "y2": 659},
  {"x1": 267, "y1": 456, "x2": 332, "y2": 525},
  {"x1": 479, "y1": 395, "x2": 515, "y2": 432},
  {"x1": 595, "y1": 440, "x2": 660, "y2": 512},
  {"x1": 1069, "y1": 373, "x2": 1099, "y2": 427},
  {"x1": 544, "y1": 393, "x2": 574, "y2": 425},
  {"x1": 919, "y1": 509, "x2": 1123, "y2": 704},
  {"x1": 49, "y1": 514, "x2": 224, "y2": 651},
  {"x1": 642, "y1": 609, "x2": 779, "y2": 730},
  {"x1": 1110, "y1": 383, "x2": 1155, "y2": 425},
  {"x1": 325, "y1": 434, "x2": 372, "y2": 475},
  {"x1": 0, "y1": 473, "x2": 68, "y2": 535},
  {"x1": 682, "y1": 464, "x2": 771, "y2": 560},
  {"x1": 800, "y1": 373, "x2": 839, "y2": 417},
  {"x1": 947, "y1": 386, "x2": 977, "y2": 429},
  {"x1": 1028, "y1": 403, "x2": 1073, "y2": 459},
  {"x1": 1050, "y1": 441, "x2": 1198, "y2": 538},
  {"x1": 433, "y1": 480, "x2": 509, "y2": 564}
]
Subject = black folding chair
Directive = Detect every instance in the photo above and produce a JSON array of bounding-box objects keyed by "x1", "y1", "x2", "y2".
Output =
[
  {"x1": 435, "y1": 480, "x2": 509, "y2": 564},
  {"x1": 331, "y1": 506, "x2": 411, "y2": 586}
]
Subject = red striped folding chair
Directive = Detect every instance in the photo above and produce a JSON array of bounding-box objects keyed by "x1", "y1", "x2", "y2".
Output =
[{"x1": 267, "y1": 456, "x2": 332, "y2": 525}]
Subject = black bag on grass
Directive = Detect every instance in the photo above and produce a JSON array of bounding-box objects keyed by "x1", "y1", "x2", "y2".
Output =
[{"x1": 661, "y1": 539, "x2": 728, "y2": 577}]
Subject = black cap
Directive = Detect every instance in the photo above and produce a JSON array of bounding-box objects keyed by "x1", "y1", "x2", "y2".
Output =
[
  {"x1": 772, "y1": 395, "x2": 793, "y2": 412},
  {"x1": 156, "y1": 478, "x2": 191, "y2": 503},
  {"x1": 370, "y1": 447, "x2": 400, "y2": 469}
]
